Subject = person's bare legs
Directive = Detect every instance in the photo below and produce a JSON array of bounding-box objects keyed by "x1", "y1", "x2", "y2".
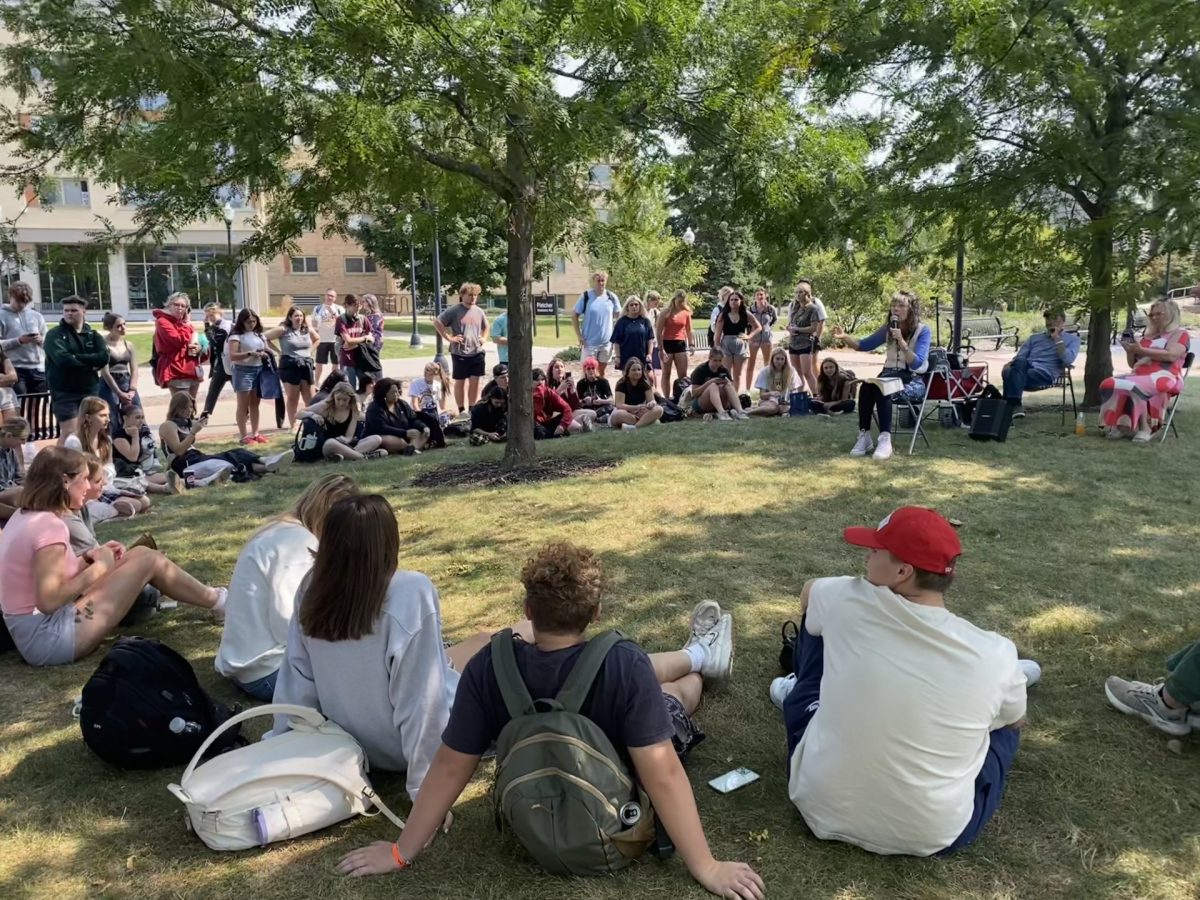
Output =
[
  {"x1": 234, "y1": 392, "x2": 251, "y2": 439},
  {"x1": 609, "y1": 409, "x2": 636, "y2": 429},
  {"x1": 72, "y1": 546, "x2": 218, "y2": 658},
  {"x1": 300, "y1": 382, "x2": 313, "y2": 407},
  {"x1": 248, "y1": 395, "x2": 261, "y2": 436},
  {"x1": 697, "y1": 381, "x2": 727, "y2": 414},
  {"x1": 0, "y1": 485, "x2": 23, "y2": 521},
  {"x1": 284, "y1": 383, "x2": 302, "y2": 427},
  {"x1": 377, "y1": 435, "x2": 411, "y2": 454},
  {"x1": 721, "y1": 382, "x2": 741, "y2": 409},
  {"x1": 746, "y1": 344, "x2": 764, "y2": 392},
  {"x1": 453, "y1": 379, "x2": 466, "y2": 414},
  {"x1": 662, "y1": 674, "x2": 703, "y2": 715},
  {"x1": 445, "y1": 618, "x2": 535, "y2": 671},
  {"x1": 789, "y1": 354, "x2": 805, "y2": 387},
  {"x1": 730, "y1": 356, "x2": 745, "y2": 390},
  {"x1": 467, "y1": 376, "x2": 481, "y2": 407},
  {"x1": 636, "y1": 406, "x2": 663, "y2": 427},
  {"x1": 748, "y1": 400, "x2": 781, "y2": 417},
  {"x1": 324, "y1": 439, "x2": 366, "y2": 461},
  {"x1": 357, "y1": 435, "x2": 384, "y2": 454},
  {"x1": 799, "y1": 354, "x2": 818, "y2": 394},
  {"x1": 649, "y1": 649, "x2": 704, "y2": 714}
]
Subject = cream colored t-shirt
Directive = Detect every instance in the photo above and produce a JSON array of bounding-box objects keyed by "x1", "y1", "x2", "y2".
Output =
[{"x1": 788, "y1": 576, "x2": 1026, "y2": 856}]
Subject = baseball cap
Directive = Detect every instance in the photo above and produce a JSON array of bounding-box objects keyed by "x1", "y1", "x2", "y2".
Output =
[{"x1": 843, "y1": 507, "x2": 962, "y2": 575}]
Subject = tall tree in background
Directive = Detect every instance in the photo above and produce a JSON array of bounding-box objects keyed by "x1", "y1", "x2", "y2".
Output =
[
  {"x1": 1, "y1": 0, "x2": 798, "y2": 466},
  {"x1": 808, "y1": 0, "x2": 1200, "y2": 404}
]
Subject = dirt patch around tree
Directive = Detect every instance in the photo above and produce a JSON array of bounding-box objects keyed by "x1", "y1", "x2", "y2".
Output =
[{"x1": 410, "y1": 455, "x2": 619, "y2": 488}]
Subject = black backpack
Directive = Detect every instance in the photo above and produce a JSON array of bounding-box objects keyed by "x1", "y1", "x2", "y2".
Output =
[{"x1": 79, "y1": 637, "x2": 242, "y2": 770}]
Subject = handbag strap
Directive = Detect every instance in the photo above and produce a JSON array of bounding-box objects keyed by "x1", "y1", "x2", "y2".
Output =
[{"x1": 180, "y1": 703, "x2": 327, "y2": 784}]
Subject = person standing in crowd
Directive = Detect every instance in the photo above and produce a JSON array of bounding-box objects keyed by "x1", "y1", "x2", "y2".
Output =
[
  {"x1": 531, "y1": 367, "x2": 573, "y2": 439},
  {"x1": 611, "y1": 295, "x2": 656, "y2": 370},
  {"x1": 690, "y1": 346, "x2": 747, "y2": 421},
  {"x1": 228, "y1": 308, "x2": 271, "y2": 444},
  {"x1": 361, "y1": 294, "x2": 385, "y2": 352},
  {"x1": 312, "y1": 288, "x2": 344, "y2": 385},
  {"x1": 832, "y1": 291, "x2": 932, "y2": 461},
  {"x1": 787, "y1": 283, "x2": 823, "y2": 395},
  {"x1": 216, "y1": 473, "x2": 360, "y2": 701},
  {"x1": 490, "y1": 304, "x2": 509, "y2": 365},
  {"x1": 201, "y1": 302, "x2": 233, "y2": 418},
  {"x1": 333, "y1": 295, "x2": 370, "y2": 392},
  {"x1": 796, "y1": 278, "x2": 827, "y2": 373},
  {"x1": 747, "y1": 288, "x2": 777, "y2": 392},
  {"x1": 708, "y1": 285, "x2": 732, "y2": 347},
  {"x1": 611, "y1": 357, "x2": 664, "y2": 431},
  {"x1": 435, "y1": 283, "x2": 489, "y2": 413},
  {"x1": 266, "y1": 306, "x2": 320, "y2": 428},
  {"x1": 714, "y1": 290, "x2": 762, "y2": 392},
  {"x1": 546, "y1": 358, "x2": 596, "y2": 433},
  {"x1": 0, "y1": 447, "x2": 227, "y2": 666},
  {"x1": 644, "y1": 290, "x2": 663, "y2": 380},
  {"x1": 0, "y1": 281, "x2": 47, "y2": 397},
  {"x1": 44, "y1": 295, "x2": 109, "y2": 446},
  {"x1": 363, "y1": 378, "x2": 428, "y2": 456},
  {"x1": 1001, "y1": 309, "x2": 1080, "y2": 418},
  {"x1": 656, "y1": 290, "x2": 693, "y2": 398},
  {"x1": 749, "y1": 347, "x2": 799, "y2": 417},
  {"x1": 97, "y1": 313, "x2": 140, "y2": 424},
  {"x1": 572, "y1": 271, "x2": 621, "y2": 377},
  {"x1": 152, "y1": 291, "x2": 204, "y2": 399},
  {"x1": 778, "y1": 508, "x2": 1032, "y2": 858},
  {"x1": 810, "y1": 358, "x2": 857, "y2": 416}
]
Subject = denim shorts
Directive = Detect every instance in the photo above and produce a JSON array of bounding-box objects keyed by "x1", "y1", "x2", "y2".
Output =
[
  {"x1": 4, "y1": 605, "x2": 76, "y2": 666},
  {"x1": 231, "y1": 364, "x2": 262, "y2": 393}
]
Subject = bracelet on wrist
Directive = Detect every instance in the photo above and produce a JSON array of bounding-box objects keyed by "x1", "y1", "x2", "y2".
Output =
[{"x1": 391, "y1": 842, "x2": 410, "y2": 870}]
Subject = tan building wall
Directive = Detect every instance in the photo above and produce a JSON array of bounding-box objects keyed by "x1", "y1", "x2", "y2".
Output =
[{"x1": 267, "y1": 231, "x2": 406, "y2": 314}]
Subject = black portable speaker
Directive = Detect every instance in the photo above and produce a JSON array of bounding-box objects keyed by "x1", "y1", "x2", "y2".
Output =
[{"x1": 969, "y1": 397, "x2": 1013, "y2": 442}]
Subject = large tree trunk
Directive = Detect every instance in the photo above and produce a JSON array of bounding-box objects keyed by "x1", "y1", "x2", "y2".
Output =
[
  {"x1": 1082, "y1": 220, "x2": 1115, "y2": 407},
  {"x1": 501, "y1": 114, "x2": 537, "y2": 469}
]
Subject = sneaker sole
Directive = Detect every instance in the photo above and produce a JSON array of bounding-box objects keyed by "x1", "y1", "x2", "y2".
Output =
[
  {"x1": 703, "y1": 613, "x2": 733, "y2": 681},
  {"x1": 689, "y1": 600, "x2": 722, "y2": 638},
  {"x1": 1104, "y1": 683, "x2": 1191, "y2": 736}
]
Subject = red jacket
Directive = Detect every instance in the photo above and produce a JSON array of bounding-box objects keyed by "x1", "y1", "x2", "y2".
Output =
[
  {"x1": 533, "y1": 384, "x2": 573, "y2": 430},
  {"x1": 153, "y1": 309, "x2": 206, "y2": 383}
]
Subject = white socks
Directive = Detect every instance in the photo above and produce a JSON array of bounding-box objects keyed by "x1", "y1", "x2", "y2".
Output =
[
  {"x1": 684, "y1": 642, "x2": 706, "y2": 673},
  {"x1": 212, "y1": 587, "x2": 228, "y2": 611}
]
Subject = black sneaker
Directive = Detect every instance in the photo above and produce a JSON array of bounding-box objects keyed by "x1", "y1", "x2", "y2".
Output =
[{"x1": 1012, "y1": 405, "x2": 1026, "y2": 419}]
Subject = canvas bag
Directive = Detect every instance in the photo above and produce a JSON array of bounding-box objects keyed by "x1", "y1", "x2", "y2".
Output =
[
  {"x1": 168, "y1": 704, "x2": 405, "y2": 851},
  {"x1": 491, "y1": 629, "x2": 654, "y2": 877}
]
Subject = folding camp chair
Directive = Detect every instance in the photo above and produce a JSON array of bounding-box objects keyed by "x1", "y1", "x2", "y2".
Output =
[
  {"x1": 1053, "y1": 368, "x2": 1077, "y2": 425},
  {"x1": 891, "y1": 363, "x2": 989, "y2": 455},
  {"x1": 1159, "y1": 352, "x2": 1194, "y2": 443}
]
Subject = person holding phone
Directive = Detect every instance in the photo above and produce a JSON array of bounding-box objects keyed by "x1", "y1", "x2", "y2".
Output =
[
  {"x1": 689, "y1": 347, "x2": 747, "y2": 421},
  {"x1": 0, "y1": 281, "x2": 47, "y2": 397},
  {"x1": 1099, "y1": 298, "x2": 1190, "y2": 442},
  {"x1": 1001, "y1": 309, "x2": 1079, "y2": 418},
  {"x1": 610, "y1": 357, "x2": 663, "y2": 430}
]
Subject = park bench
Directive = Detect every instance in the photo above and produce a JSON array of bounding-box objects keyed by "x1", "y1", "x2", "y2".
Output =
[
  {"x1": 690, "y1": 329, "x2": 711, "y2": 352},
  {"x1": 947, "y1": 315, "x2": 1020, "y2": 352}
]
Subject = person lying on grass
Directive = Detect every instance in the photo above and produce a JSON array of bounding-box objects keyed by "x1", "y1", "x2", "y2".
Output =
[
  {"x1": 338, "y1": 542, "x2": 764, "y2": 900},
  {"x1": 772, "y1": 506, "x2": 1038, "y2": 857}
]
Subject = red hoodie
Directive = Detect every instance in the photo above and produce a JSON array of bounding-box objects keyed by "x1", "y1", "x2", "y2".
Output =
[
  {"x1": 152, "y1": 309, "x2": 206, "y2": 383},
  {"x1": 532, "y1": 383, "x2": 573, "y2": 430}
]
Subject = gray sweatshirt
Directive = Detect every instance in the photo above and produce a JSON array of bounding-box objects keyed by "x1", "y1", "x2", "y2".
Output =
[
  {"x1": 271, "y1": 570, "x2": 459, "y2": 802},
  {"x1": 0, "y1": 304, "x2": 47, "y2": 369}
]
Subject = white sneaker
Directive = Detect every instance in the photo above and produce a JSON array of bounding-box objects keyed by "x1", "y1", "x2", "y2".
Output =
[
  {"x1": 685, "y1": 602, "x2": 733, "y2": 681},
  {"x1": 730, "y1": 408, "x2": 749, "y2": 420},
  {"x1": 873, "y1": 432, "x2": 894, "y2": 460},
  {"x1": 850, "y1": 430, "x2": 874, "y2": 456},
  {"x1": 581, "y1": 417, "x2": 594, "y2": 433},
  {"x1": 621, "y1": 423, "x2": 637, "y2": 432},
  {"x1": 770, "y1": 674, "x2": 797, "y2": 711},
  {"x1": 1019, "y1": 658, "x2": 1042, "y2": 687},
  {"x1": 716, "y1": 411, "x2": 733, "y2": 422},
  {"x1": 262, "y1": 451, "x2": 291, "y2": 472}
]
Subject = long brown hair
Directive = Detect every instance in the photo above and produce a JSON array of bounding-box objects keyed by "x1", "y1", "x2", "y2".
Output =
[
  {"x1": 260, "y1": 472, "x2": 360, "y2": 543},
  {"x1": 76, "y1": 397, "x2": 113, "y2": 465},
  {"x1": 20, "y1": 446, "x2": 88, "y2": 513},
  {"x1": 889, "y1": 291, "x2": 921, "y2": 340},
  {"x1": 299, "y1": 495, "x2": 399, "y2": 641}
]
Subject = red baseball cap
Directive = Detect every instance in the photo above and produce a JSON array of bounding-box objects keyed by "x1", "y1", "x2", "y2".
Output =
[{"x1": 843, "y1": 507, "x2": 962, "y2": 574}]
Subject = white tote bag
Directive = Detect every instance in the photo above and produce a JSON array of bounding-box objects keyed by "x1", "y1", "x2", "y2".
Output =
[{"x1": 167, "y1": 704, "x2": 405, "y2": 851}]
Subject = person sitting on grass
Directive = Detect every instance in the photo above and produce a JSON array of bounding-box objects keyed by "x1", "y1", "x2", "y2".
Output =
[
  {"x1": 689, "y1": 347, "x2": 747, "y2": 421},
  {"x1": 547, "y1": 358, "x2": 596, "y2": 433},
  {"x1": 1001, "y1": 308, "x2": 1080, "y2": 419},
  {"x1": 296, "y1": 382, "x2": 387, "y2": 462},
  {"x1": 748, "y1": 347, "x2": 799, "y2": 417},
  {"x1": 810, "y1": 358, "x2": 857, "y2": 416},
  {"x1": 309, "y1": 370, "x2": 348, "y2": 406},
  {"x1": 112, "y1": 405, "x2": 179, "y2": 495},
  {"x1": 576, "y1": 356, "x2": 614, "y2": 421},
  {"x1": 1105, "y1": 641, "x2": 1200, "y2": 737},
  {"x1": 364, "y1": 378, "x2": 428, "y2": 457},
  {"x1": 337, "y1": 542, "x2": 763, "y2": 900},
  {"x1": 410, "y1": 361, "x2": 454, "y2": 427},
  {"x1": 469, "y1": 387, "x2": 508, "y2": 445},
  {"x1": 0, "y1": 416, "x2": 30, "y2": 522},
  {"x1": 0, "y1": 447, "x2": 226, "y2": 666},
  {"x1": 611, "y1": 357, "x2": 664, "y2": 431},
  {"x1": 480, "y1": 363, "x2": 509, "y2": 402},
  {"x1": 774, "y1": 507, "x2": 1036, "y2": 857},
  {"x1": 158, "y1": 392, "x2": 285, "y2": 485},
  {"x1": 531, "y1": 368, "x2": 573, "y2": 439},
  {"x1": 272, "y1": 494, "x2": 535, "y2": 803},
  {"x1": 64, "y1": 397, "x2": 152, "y2": 519},
  {"x1": 215, "y1": 473, "x2": 360, "y2": 702}
]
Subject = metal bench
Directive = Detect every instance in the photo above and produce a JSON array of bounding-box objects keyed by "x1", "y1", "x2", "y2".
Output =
[
  {"x1": 947, "y1": 316, "x2": 1020, "y2": 352},
  {"x1": 690, "y1": 329, "x2": 711, "y2": 352},
  {"x1": 19, "y1": 391, "x2": 59, "y2": 442}
]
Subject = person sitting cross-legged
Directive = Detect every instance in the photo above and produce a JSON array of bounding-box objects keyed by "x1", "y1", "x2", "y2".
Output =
[
  {"x1": 774, "y1": 507, "x2": 1038, "y2": 857},
  {"x1": 531, "y1": 367, "x2": 573, "y2": 439},
  {"x1": 469, "y1": 387, "x2": 508, "y2": 445},
  {"x1": 689, "y1": 347, "x2": 746, "y2": 421},
  {"x1": 1105, "y1": 641, "x2": 1200, "y2": 737},
  {"x1": 1001, "y1": 308, "x2": 1080, "y2": 418},
  {"x1": 336, "y1": 542, "x2": 763, "y2": 900}
]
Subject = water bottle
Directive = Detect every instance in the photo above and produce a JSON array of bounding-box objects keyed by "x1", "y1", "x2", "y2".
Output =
[
  {"x1": 169, "y1": 717, "x2": 202, "y2": 735},
  {"x1": 1074, "y1": 412, "x2": 1086, "y2": 436},
  {"x1": 618, "y1": 801, "x2": 642, "y2": 827},
  {"x1": 23, "y1": 439, "x2": 37, "y2": 467}
]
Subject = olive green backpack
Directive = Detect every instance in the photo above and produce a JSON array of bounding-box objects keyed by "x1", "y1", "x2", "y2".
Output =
[{"x1": 490, "y1": 628, "x2": 654, "y2": 876}]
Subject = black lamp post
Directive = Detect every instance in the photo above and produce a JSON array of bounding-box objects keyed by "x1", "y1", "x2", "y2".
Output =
[
  {"x1": 222, "y1": 201, "x2": 237, "y2": 310},
  {"x1": 430, "y1": 209, "x2": 448, "y2": 372},
  {"x1": 403, "y1": 213, "x2": 422, "y2": 348}
]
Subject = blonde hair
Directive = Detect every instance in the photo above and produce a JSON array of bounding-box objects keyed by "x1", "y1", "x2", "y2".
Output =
[
  {"x1": 458, "y1": 283, "x2": 482, "y2": 298},
  {"x1": 667, "y1": 289, "x2": 692, "y2": 314},
  {"x1": 76, "y1": 397, "x2": 112, "y2": 465},
  {"x1": 268, "y1": 473, "x2": 361, "y2": 541},
  {"x1": 423, "y1": 361, "x2": 450, "y2": 395},
  {"x1": 1148, "y1": 299, "x2": 1182, "y2": 337},
  {"x1": 622, "y1": 295, "x2": 648, "y2": 318},
  {"x1": 765, "y1": 348, "x2": 791, "y2": 393},
  {"x1": 0, "y1": 417, "x2": 29, "y2": 441},
  {"x1": 645, "y1": 291, "x2": 662, "y2": 305}
]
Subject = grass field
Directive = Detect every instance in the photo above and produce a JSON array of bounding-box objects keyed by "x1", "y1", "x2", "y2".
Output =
[{"x1": 2, "y1": 387, "x2": 1199, "y2": 900}]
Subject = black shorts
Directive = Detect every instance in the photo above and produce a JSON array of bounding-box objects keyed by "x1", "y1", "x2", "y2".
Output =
[
  {"x1": 279, "y1": 356, "x2": 315, "y2": 386},
  {"x1": 662, "y1": 339, "x2": 687, "y2": 354},
  {"x1": 788, "y1": 344, "x2": 816, "y2": 356},
  {"x1": 14, "y1": 367, "x2": 47, "y2": 396},
  {"x1": 451, "y1": 353, "x2": 486, "y2": 380},
  {"x1": 316, "y1": 342, "x2": 337, "y2": 364},
  {"x1": 51, "y1": 391, "x2": 93, "y2": 422}
]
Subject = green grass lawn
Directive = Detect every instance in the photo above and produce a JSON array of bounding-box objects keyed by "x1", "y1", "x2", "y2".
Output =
[{"x1": 2, "y1": 389, "x2": 1199, "y2": 899}]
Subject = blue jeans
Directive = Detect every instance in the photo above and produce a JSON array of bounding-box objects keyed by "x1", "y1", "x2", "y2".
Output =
[
  {"x1": 1002, "y1": 358, "x2": 1056, "y2": 402},
  {"x1": 342, "y1": 366, "x2": 361, "y2": 391},
  {"x1": 781, "y1": 615, "x2": 1020, "y2": 855},
  {"x1": 234, "y1": 669, "x2": 278, "y2": 702}
]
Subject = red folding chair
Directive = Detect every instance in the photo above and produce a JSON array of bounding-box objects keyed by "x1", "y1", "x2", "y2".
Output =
[{"x1": 893, "y1": 363, "x2": 989, "y2": 455}]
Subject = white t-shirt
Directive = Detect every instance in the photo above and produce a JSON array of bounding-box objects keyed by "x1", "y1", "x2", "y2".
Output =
[
  {"x1": 812, "y1": 298, "x2": 828, "y2": 321},
  {"x1": 788, "y1": 576, "x2": 1026, "y2": 856},
  {"x1": 312, "y1": 303, "x2": 344, "y2": 343},
  {"x1": 754, "y1": 365, "x2": 799, "y2": 394},
  {"x1": 408, "y1": 377, "x2": 443, "y2": 411}
]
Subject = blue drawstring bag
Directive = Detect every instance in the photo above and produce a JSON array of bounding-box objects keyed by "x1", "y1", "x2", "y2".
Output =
[{"x1": 789, "y1": 391, "x2": 812, "y2": 416}]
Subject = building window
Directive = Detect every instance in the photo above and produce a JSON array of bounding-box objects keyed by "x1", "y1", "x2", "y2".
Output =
[
  {"x1": 552, "y1": 254, "x2": 567, "y2": 274},
  {"x1": 344, "y1": 257, "x2": 377, "y2": 274},
  {"x1": 290, "y1": 256, "x2": 319, "y2": 274},
  {"x1": 36, "y1": 245, "x2": 112, "y2": 311},
  {"x1": 126, "y1": 245, "x2": 238, "y2": 310},
  {"x1": 216, "y1": 184, "x2": 251, "y2": 208},
  {"x1": 40, "y1": 177, "x2": 91, "y2": 208}
]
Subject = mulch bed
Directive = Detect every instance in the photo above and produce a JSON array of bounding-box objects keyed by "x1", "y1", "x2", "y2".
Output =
[{"x1": 410, "y1": 456, "x2": 618, "y2": 488}]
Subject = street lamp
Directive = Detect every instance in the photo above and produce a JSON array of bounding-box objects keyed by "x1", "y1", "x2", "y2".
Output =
[
  {"x1": 428, "y1": 204, "x2": 448, "y2": 372},
  {"x1": 682, "y1": 226, "x2": 696, "y2": 246},
  {"x1": 222, "y1": 201, "x2": 237, "y2": 310},
  {"x1": 403, "y1": 213, "x2": 422, "y2": 348}
]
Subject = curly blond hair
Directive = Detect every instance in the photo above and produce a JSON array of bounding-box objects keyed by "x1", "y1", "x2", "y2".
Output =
[{"x1": 521, "y1": 542, "x2": 606, "y2": 634}]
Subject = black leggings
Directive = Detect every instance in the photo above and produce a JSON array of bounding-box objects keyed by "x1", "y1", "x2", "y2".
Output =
[
  {"x1": 811, "y1": 398, "x2": 855, "y2": 415},
  {"x1": 858, "y1": 383, "x2": 892, "y2": 432}
]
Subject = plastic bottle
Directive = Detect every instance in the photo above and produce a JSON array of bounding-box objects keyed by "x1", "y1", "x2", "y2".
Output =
[
  {"x1": 1074, "y1": 412, "x2": 1086, "y2": 436},
  {"x1": 169, "y1": 717, "x2": 202, "y2": 735}
]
